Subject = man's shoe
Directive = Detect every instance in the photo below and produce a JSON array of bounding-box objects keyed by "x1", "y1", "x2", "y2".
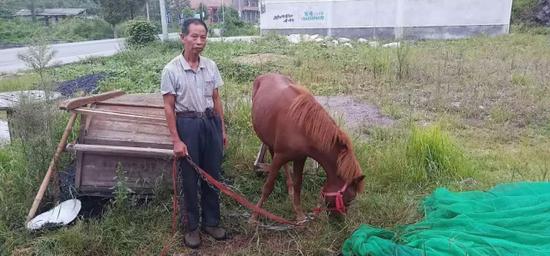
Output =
[
  {"x1": 184, "y1": 228, "x2": 201, "y2": 249},
  {"x1": 202, "y1": 226, "x2": 227, "y2": 240}
]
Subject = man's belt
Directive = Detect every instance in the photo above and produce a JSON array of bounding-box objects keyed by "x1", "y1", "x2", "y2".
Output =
[{"x1": 176, "y1": 108, "x2": 215, "y2": 118}]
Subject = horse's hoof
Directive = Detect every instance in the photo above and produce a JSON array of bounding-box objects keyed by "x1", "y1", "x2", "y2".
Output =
[
  {"x1": 294, "y1": 214, "x2": 308, "y2": 225},
  {"x1": 296, "y1": 215, "x2": 307, "y2": 224},
  {"x1": 296, "y1": 219, "x2": 308, "y2": 226}
]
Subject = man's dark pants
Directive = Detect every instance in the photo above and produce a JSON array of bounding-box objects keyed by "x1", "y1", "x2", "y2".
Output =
[{"x1": 176, "y1": 112, "x2": 223, "y2": 231}]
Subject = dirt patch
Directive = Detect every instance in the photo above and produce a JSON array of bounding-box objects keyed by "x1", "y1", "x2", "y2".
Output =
[
  {"x1": 174, "y1": 234, "x2": 252, "y2": 256},
  {"x1": 232, "y1": 53, "x2": 291, "y2": 66},
  {"x1": 315, "y1": 96, "x2": 394, "y2": 131}
]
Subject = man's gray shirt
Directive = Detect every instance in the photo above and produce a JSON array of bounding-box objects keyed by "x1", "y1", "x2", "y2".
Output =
[{"x1": 161, "y1": 54, "x2": 223, "y2": 112}]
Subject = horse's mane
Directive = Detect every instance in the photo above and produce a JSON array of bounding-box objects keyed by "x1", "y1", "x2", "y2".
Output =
[{"x1": 288, "y1": 85, "x2": 364, "y2": 191}]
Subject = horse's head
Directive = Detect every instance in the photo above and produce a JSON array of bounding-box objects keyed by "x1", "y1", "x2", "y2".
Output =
[
  {"x1": 322, "y1": 175, "x2": 365, "y2": 215},
  {"x1": 320, "y1": 132, "x2": 365, "y2": 215}
]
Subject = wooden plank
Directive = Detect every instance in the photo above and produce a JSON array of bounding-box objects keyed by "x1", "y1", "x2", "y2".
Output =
[
  {"x1": 84, "y1": 134, "x2": 173, "y2": 149},
  {"x1": 73, "y1": 108, "x2": 165, "y2": 122},
  {"x1": 85, "y1": 119, "x2": 171, "y2": 144},
  {"x1": 83, "y1": 112, "x2": 165, "y2": 126},
  {"x1": 59, "y1": 90, "x2": 125, "y2": 110},
  {"x1": 94, "y1": 104, "x2": 165, "y2": 116},
  {"x1": 96, "y1": 101, "x2": 164, "y2": 109},
  {"x1": 101, "y1": 93, "x2": 164, "y2": 106},
  {"x1": 75, "y1": 113, "x2": 87, "y2": 189},
  {"x1": 67, "y1": 144, "x2": 174, "y2": 158},
  {"x1": 75, "y1": 151, "x2": 83, "y2": 190},
  {"x1": 84, "y1": 122, "x2": 171, "y2": 146},
  {"x1": 79, "y1": 153, "x2": 171, "y2": 191},
  {"x1": 82, "y1": 138, "x2": 172, "y2": 150},
  {"x1": 83, "y1": 104, "x2": 95, "y2": 134}
]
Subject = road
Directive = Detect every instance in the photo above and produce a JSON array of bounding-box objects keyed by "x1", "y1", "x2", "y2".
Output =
[{"x1": 0, "y1": 34, "x2": 258, "y2": 74}]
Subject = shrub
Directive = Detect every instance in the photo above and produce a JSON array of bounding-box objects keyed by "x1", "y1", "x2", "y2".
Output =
[
  {"x1": 53, "y1": 18, "x2": 113, "y2": 41},
  {"x1": 406, "y1": 124, "x2": 473, "y2": 181},
  {"x1": 126, "y1": 20, "x2": 157, "y2": 46}
]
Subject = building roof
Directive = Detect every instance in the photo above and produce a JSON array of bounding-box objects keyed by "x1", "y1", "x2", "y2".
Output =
[{"x1": 15, "y1": 8, "x2": 86, "y2": 17}]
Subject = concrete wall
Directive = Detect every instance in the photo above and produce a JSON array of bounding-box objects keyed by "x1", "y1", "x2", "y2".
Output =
[{"x1": 260, "y1": 0, "x2": 513, "y2": 40}]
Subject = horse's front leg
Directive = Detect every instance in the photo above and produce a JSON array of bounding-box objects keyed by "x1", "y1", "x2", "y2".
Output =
[
  {"x1": 292, "y1": 158, "x2": 307, "y2": 223},
  {"x1": 249, "y1": 153, "x2": 287, "y2": 224},
  {"x1": 283, "y1": 163, "x2": 295, "y2": 215}
]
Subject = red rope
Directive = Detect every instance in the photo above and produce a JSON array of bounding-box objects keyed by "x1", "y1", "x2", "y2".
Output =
[
  {"x1": 160, "y1": 156, "x2": 297, "y2": 255},
  {"x1": 184, "y1": 156, "x2": 297, "y2": 226},
  {"x1": 313, "y1": 183, "x2": 349, "y2": 215}
]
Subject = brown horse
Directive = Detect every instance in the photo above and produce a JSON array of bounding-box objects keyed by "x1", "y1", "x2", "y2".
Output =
[{"x1": 251, "y1": 73, "x2": 365, "y2": 222}]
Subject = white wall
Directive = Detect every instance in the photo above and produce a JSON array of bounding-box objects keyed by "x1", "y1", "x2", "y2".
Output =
[{"x1": 260, "y1": 0, "x2": 513, "y2": 30}]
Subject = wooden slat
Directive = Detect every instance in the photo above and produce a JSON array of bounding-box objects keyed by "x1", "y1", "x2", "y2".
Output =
[
  {"x1": 96, "y1": 101, "x2": 164, "y2": 109},
  {"x1": 59, "y1": 90, "x2": 125, "y2": 110},
  {"x1": 84, "y1": 118, "x2": 171, "y2": 146},
  {"x1": 75, "y1": 151, "x2": 83, "y2": 190},
  {"x1": 73, "y1": 108, "x2": 165, "y2": 122},
  {"x1": 85, "y1": 118, "x2": 170, "y2": 143},
  {"x1": 101, "y1": 93, "x2": 164, "y2": 106},
  {"x1": 82, "y1": 138, "x2": 172, "y2": 150},
  {"x1": 67, "y1": 144, "x2": 174, "y2": 158},
  {"x1": 94, "y1": 104, "x2": 165, "y2": 118},
  {"x1": 79, "y1": 153, "x2": 172, "y2": 191}
]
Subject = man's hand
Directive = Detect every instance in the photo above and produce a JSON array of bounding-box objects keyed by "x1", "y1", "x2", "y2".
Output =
[{"x1": 173, "y1": 140, "x2": 188, "y2": 158}]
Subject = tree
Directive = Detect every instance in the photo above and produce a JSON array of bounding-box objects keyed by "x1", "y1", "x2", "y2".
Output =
[
  {"x1": 17, "y1": 36, "x2": 56, "y2": 96},
  {"x1": 98, "y1": 0, "x2": 128, "y2": 38},
  {"x1": 181, "y1": 6, "x2": 194, "y2": 19},
  {"x1": 168, "y1": 0, "x2": 190, "y2": 13},
  {"x1": 1, "y1": 0, "x2": 101, "y2": 17},
  {"x1": 0, "y1": 1, "x2": 13, "y2": 18},
  {"x1": 125, "y1": 0, "x2": 146, "y2": 20}
]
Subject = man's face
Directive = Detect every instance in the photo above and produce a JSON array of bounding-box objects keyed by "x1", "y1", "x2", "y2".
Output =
[{"x1": 181, "y1": 23, "x2": 207, "y2": 55}]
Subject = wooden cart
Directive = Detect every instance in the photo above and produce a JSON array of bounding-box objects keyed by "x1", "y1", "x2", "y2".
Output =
[
  {"x1": 64, "y1": 91, "x2": 175, "y2": 195},
  {"x1": 27, "y1": 90, "x2": 176, "y2": 222}
]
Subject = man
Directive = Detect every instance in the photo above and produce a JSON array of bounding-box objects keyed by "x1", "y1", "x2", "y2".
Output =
[{"x1": 161, "y1": 18, "x2": 228, "y2": 249}]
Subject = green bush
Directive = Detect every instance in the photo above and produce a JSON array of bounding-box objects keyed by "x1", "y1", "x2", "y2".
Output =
[
  {"x1": 406, "y1": 124, "x2": 473, "y2": 181},
  {"x1": 118, "y1": 19, "x2": 164, "y2": 39},
  {"x1": 0, "y1": 18, "x2": 114, "y2": 46},
  {"x1": 511, "y1": 0, "x2": 538, "y2": 24},
  {"x1": 126, "y1": 20, "x2": 157, "y2": 46},
  {"x1": 215, "y1": 7, "x2": 259, "y2": 37},
  {"x1": 53, "y1": 18, "x2": 112, "y2": 41},
  {"x1": 0, "y1": 19, "x2": 41, "y2": 45}
]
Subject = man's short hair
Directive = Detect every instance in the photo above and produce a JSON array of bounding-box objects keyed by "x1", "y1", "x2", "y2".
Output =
[{"x1": 181, "y1": 18, "x2": 208, "y2": 35}]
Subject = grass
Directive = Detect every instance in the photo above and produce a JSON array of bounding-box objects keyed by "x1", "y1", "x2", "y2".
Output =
[
  {"x1": 0, "y1": 18, "x2": 113, "y2": 47},
  {"x1": 1, "y1": 31, "x2": 550, "y2": 255},
  {"x1": 0, "y1": 73, "x2": 39, "y2": 92}
]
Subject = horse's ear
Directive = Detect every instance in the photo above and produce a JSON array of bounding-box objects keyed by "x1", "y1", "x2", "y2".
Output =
[
  {"x1": 353, "y1": 175, "x2": 365, "y2": 185},
  {"x1": 337, "y1": 133, "x2": 349, "y2": 151}
]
